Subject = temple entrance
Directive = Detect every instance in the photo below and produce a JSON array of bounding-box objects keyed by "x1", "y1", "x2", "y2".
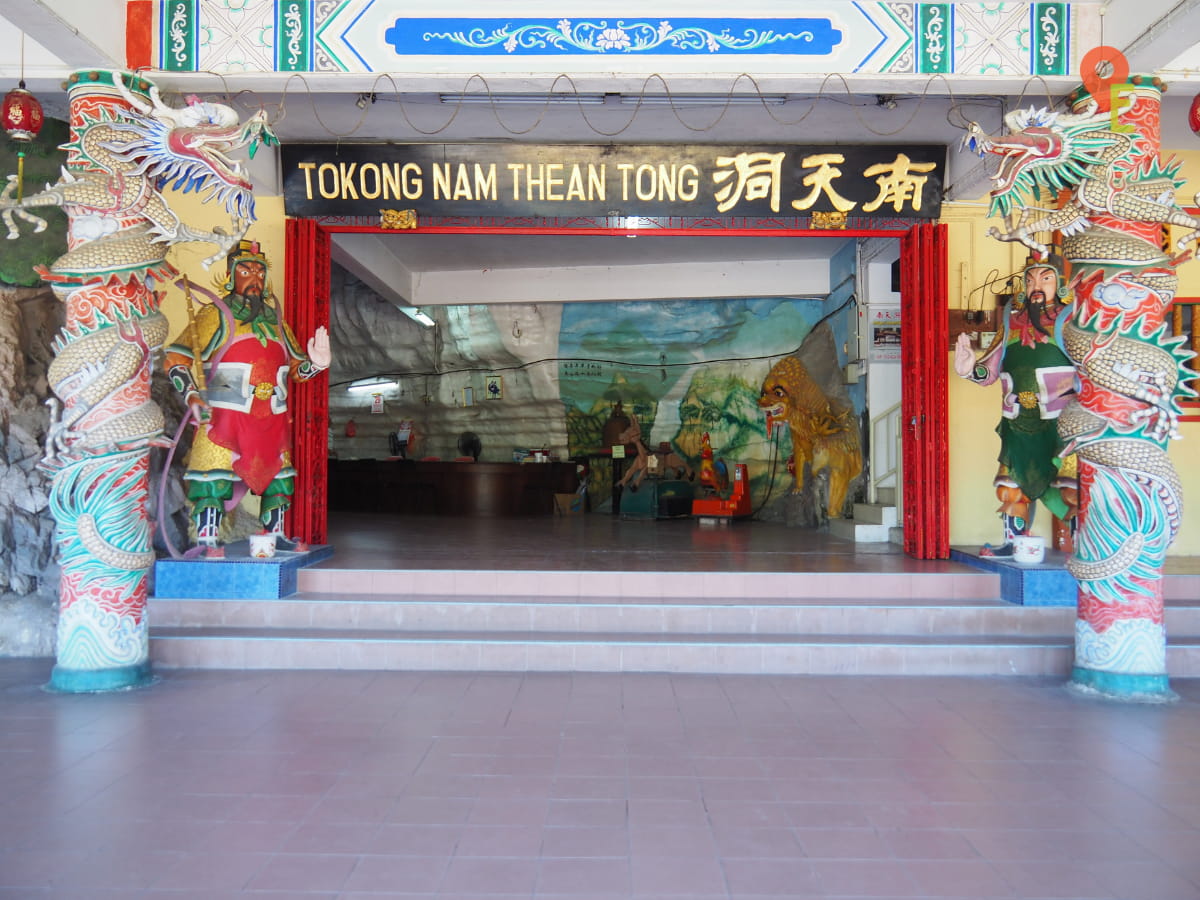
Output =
[{"x1": 284, "y1": 219, "x2": 948, "y2": 560}]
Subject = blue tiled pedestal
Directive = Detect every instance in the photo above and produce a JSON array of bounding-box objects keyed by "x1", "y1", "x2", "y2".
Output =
[
  {"x1": 154, "y1": 542, "x2": 334, "y2": 599},
  {"x1": 951, "y1": 548, "x2": 1078, "y2": 607}
]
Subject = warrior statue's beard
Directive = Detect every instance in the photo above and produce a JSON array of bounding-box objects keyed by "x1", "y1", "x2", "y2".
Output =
[
  {"x1": 233, "y1": 288, "x2": 268, "y2": 320},
  {"x1": 1025, "y1": 290, "x2": 1052, "y2": 338}
]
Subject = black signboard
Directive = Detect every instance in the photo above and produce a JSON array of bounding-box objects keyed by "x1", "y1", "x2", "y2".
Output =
[{"x1": 280, "y1": 143, "x2": 945, "y2": 220}]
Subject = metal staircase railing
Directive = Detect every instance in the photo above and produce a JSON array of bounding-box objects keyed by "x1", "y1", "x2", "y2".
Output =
[{"x1": 868, "y1": 401, "x2": 902, "y2": 507}]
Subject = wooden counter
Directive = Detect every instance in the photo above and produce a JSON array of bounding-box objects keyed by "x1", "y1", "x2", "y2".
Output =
[{"x1": 328, "y1": 459, "x2": 579, "y2": 516}]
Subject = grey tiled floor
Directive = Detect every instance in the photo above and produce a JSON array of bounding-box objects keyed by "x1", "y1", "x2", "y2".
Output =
[
  {"x1": 3, "y1": 658, "x2": 1199, "y2": 899},
  {"x1": 317, "y1": 511, "x2": 1200, "y2": 578},
  {"x1": 319, "y1": 512, "x2": 985, "y2": 574}
]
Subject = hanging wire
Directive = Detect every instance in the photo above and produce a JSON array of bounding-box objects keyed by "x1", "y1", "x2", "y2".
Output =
[
  {"x1": 1011, "y1": 75, "x2": 1067, "y2": 115},
  {"x1": 146, "y1": 69, "x2": 1079, "y2": 143}
]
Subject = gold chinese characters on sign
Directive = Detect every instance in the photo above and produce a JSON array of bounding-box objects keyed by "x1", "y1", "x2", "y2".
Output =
[{"x1": 283, "y1": 143, "x2": 945, "y2": 220}]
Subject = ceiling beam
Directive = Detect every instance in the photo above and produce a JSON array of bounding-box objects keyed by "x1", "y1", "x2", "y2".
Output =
[
  {"x1": 331, "y1": 234, "x2": 415, "y2": 308},
  {"x1": 1105, "y1": 0, "x2": 1200, "y2": 74},
  {"x1": 0, "y1": 1, "x2": 124, "y2": 72},
  {"x1": 409, "y1": 259, "x2": 831, "y2": 306}
]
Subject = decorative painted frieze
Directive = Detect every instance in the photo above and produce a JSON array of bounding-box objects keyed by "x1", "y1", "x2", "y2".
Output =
[
  {"x1": 275, "y1": 0, "x2": 313, "y2": 72},
  {"x1": 385, "y1": 18, "x2": 844, "y2": 56},
  {"x1": 159, "y1": 0, "x2": 197, "y2": 72},
  {"x1": 153, "y1": 2, "x2": 1083, "y2": 79},
  {"x1": 917, "y1": 4, "x2": 952, "y2": 74}
]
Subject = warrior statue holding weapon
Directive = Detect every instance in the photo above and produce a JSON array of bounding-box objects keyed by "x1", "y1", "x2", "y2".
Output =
[{"x1": 164, "y1": 239, "x2": 330, "y2": 552}]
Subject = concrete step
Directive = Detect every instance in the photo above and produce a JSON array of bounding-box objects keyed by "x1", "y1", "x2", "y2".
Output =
[
  {"x1": 147, "y1": 592, "x2": 1200, "y2": 675},
  {"x1": 148, "y1": 593, "x2": 1079, "y2": 636},
  {"x1": 148, "y1": 556, "x2": 1200, "y2": 676},
  {"x1": 147, "y1": 624, "x2": 1200, "y2": 676},
  {"x1": 293, "y1": 567, "x2": 1002, "y2": 600},
  {"x1": 852, "y1": 503, "x2": 899, "y2": 526},
  {"x1": 828, "y1": 519, "x2": 892, "y2": 543},
  {"x1": 150, "y1": 625, "x2": 1083, "y2": 675}
]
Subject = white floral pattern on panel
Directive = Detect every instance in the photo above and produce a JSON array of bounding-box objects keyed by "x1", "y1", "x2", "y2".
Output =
[
  {"x1": 955, "y1": 3, "x2": 1030, "y2": 76},
  {"x1": 196, "y1": 0, "x2": 274, "y2": 73}
]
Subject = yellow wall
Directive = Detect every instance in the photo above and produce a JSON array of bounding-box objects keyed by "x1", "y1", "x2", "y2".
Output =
[
  {"x1": 1173, "y1": 148, "x2": 1200, "y2": 299},
  {"x1": 941, "y1": 202, "x2": 1027, "y2": 310},
  {"x1": 943, "y1": 194, "x2": 1200, "y2": 556}
]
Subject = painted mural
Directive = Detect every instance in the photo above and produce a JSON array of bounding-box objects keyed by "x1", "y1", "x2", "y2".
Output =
[
  {"x1": 323, "y1": 279, "x2": 866, "y2": 521},
  {"x1": 557, "y1": 297, "x2": 862, "y2": 516}
]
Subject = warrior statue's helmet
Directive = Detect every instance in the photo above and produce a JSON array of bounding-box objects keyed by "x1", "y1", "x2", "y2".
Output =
[
  {"x1": 1017, "y1": 245, "x2": 1069, "y2": 306},
  {"x1": 222, "y1": 238, "x2": 272, "y2": 296}
]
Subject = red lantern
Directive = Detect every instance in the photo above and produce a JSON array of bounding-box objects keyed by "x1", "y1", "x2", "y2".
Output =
[
  {"x1": 1190, "y1": 93, "x2": 1200, "y2": 137},
  {"x1": 3, "y1": 84, "x2": 43, "y2": 142}
]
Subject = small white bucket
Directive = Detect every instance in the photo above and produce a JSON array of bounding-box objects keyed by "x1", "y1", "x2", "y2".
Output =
[
  {"x1": 249, "y1": 533, "x2": 277, "y2": 559},
  {"x1": 1012, "y1": 535, "x2": 1045, "y2": 566}
]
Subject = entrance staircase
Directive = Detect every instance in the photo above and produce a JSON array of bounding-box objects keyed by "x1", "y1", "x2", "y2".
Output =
[
  {"x1": 829, "y1": 486, "x2": 902, "y2": 544},
  {"x1": 828, "y1": 501, "x2": 898, "y2": 544},
  {"x1": 148, "y1": 564, "x2": 1200, "y2": 676}
]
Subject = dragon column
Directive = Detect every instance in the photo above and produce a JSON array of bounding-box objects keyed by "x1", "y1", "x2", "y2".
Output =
[
  {"x1": 964, "y1": 62, "x2": 1196, "y2": 700},
  {"x1": 1058, "y1": 78, "x2": 1194, "y2": 699},
  {"x1": 1, "y1": 70, "x2": 267, "y2": 691},
  {"x1": 40, "y1": 73, "x2": 164, "y2": 691}
]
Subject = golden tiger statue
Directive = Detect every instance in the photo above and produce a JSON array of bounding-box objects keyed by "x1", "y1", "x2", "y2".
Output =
[{"x1": 758, "y1": 356, "x2": 863, "y2": 518}]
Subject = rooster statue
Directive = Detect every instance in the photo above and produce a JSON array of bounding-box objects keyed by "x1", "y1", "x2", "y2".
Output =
[{"x1": 697, "y1": 432, "x2": 728, "y2": 496}]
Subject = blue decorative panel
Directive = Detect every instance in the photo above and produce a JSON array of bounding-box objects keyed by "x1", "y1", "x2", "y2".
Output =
[
  {"x1": 316, "y1": 3, "x2": 915, "y2": 75},
  {"x1": 386, "y1": 18, "x2": 843, "y2": 56},
  {"x1": 950, "y1": 549, "x2": 1077, "y2": 607},
  {"x1": 154, "y1": 543, "x2": 333, "y2": 599}
]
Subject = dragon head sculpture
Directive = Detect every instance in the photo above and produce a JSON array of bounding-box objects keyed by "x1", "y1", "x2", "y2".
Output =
[
  {"x1": 107, "y1": 84, "x2": 278, "y2": 223},
  {"x1": 962, "y1": 105, "x2": 1118, "y2": 219}
]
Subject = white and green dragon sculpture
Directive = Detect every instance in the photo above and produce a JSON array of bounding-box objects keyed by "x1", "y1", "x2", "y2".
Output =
[{"x1": 0, "y1": 70, "x2": 275, "y2": 691}]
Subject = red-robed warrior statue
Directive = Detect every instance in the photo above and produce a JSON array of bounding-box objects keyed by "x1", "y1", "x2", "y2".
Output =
[{"x1": 164, "y1": 240, "x2": 331, "y2": 549}]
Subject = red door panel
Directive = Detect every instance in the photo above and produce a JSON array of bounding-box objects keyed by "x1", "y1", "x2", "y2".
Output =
[
  {"x1": 285, "y1": 218, "x2": 331, "y2": 545},
  {"x1": 899, "y1": 223, "x2": 949, "y2": 559}
]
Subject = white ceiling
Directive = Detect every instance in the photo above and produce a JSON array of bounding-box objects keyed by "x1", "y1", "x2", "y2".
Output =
[
  {"x1": 330, "y1": 232, "x2": 853, "y2": 306},
  {"x1": 339, "y1": 232, "x2": 850, "y2": 272}
]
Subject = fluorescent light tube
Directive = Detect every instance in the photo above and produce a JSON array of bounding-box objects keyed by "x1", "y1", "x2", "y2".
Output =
[
  {"x1": 619, "y1": 94, "x2": 789, "y2": 107},
  {"x1": 438, "y1": 93, "x2": 607, "y2": 106},
  {"x1": 400, "y1": 307, "x2": 436, "y2": 327},
  {"x1": 347, "y1": 377, "x2": 394, "y2": 393}
]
